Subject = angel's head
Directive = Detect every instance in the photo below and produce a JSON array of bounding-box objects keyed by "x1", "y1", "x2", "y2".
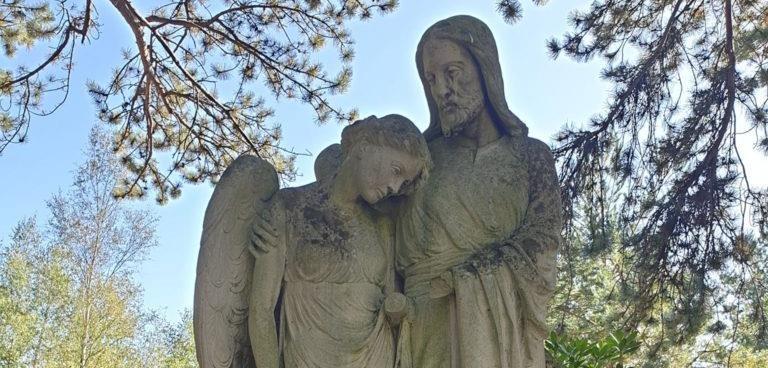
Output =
[{"x1": 339, "y1": 114, "x2": 432, "y2": 204}]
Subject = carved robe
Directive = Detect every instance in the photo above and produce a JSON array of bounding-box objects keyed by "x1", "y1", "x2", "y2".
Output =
[
  {"x1": 278, "y1": 185, "x2": 396, "y2": 368},
  {"x1": 395, "y1": 135, "x2": 560, "y2": 368}
]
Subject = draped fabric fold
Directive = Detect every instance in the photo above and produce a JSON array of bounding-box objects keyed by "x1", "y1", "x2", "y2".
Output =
[
  {"x1": 282, "y1": 281, "x2": 394, "y2": 368},
  {"x1": 395, "y1": 136, "x2": 560, "y2": 368}
]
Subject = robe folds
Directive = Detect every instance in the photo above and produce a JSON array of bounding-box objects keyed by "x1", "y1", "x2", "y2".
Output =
[
  {"x1": 395, "y1": 135, "x2": 561, "y2": 368},
  {"x1": 277, "y1": 185, "x2": 397, "y2": 368}
]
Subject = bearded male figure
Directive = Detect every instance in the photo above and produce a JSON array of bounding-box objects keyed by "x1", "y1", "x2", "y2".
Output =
[{"x1": 394, "y1": 16, "x2": 562, "y2": 368}]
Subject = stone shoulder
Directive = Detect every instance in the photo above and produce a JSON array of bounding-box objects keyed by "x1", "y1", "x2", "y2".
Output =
[
  {"x1": 520, "y1": 136, "x2": 556, "y2": 170},
  {"x1": 275, "y1": 183, "x2": 317, "y2": 212}
]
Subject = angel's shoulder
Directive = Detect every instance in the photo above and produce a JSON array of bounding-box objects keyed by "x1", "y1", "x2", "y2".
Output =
[
  {"x1": 279, "y1": 182, "x2": 323, "y2": 204},
  {"x1": 272, "y1": 182, "x2": 322, "y2": 220}
]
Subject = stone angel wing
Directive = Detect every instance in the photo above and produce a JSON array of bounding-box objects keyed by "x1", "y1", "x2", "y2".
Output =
[
  {"x1": 314, "y1": 143, "x2": 341, "y2": 182},
  {"x1": 193, "y1": 155, "x2": 279, "y2": 368}
]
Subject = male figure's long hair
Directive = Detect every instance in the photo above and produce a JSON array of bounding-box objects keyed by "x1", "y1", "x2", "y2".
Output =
[{"x1": 416, "y1": 15, "x2": 528, "y2": 141}]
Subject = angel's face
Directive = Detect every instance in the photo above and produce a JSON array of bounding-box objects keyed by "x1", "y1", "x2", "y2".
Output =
[{"x1": 353, "y1": 145, "x2": 423, "y2": 204}]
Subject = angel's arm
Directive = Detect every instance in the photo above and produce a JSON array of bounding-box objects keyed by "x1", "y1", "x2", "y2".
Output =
[{"x1": 249, "y1": 199, "x2": 287, "y2": 368}]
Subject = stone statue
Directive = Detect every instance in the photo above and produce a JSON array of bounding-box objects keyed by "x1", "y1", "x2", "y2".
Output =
[
  {"x1": 393, "y1": 15, "x2": 562, "y2": 368},
  {"x1": 193, "y1": 14, "x2": 561, "y2": 368},
  {"x1": 193, "y1": 115, "x2": 431, "y2": 368}
]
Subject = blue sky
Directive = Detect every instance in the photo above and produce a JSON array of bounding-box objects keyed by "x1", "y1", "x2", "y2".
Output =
[{"x1": 0, "y1": 1, "x2": 614, "y2": 321}]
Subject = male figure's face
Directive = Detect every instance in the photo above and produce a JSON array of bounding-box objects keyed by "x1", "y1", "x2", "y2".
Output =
[{"x1": 421, "y1": 38, "x2": 484, "y2": 137}]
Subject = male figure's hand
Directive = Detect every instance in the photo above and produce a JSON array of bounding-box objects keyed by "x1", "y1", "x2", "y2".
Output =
[
  {"x1": 429, "y1": 270, "x2": 454, "y2": 299},
  {"x1": 249, "y1": 208, "x2": 279, "y2": 256}
]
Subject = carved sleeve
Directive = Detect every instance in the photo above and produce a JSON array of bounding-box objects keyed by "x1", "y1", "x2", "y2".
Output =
[
  {"x1": 511, "y1": 138, "x2": 562, "y2": 262},
  {"x1": 457, "y1": 137, "x2": 561, "y2": 288}
]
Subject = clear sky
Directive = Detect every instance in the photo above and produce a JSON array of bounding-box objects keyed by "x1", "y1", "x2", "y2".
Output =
[{"x1": 0, "y1": 1, "x2": 614, "y2": 322}]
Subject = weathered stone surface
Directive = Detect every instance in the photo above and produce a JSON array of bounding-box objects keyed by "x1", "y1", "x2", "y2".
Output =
[
  {"x1": 313, "y1": 143, "x2": 341, "y2": 182},
  {"x1": 194, "y1": 15, "x2": 561, "y2": 368},
  {"x1": 194, "y1": 115, "x2": 430, "y2": 368},
  {"x1": 394, "y1": 14, "x2": 562, "y2": 368}
]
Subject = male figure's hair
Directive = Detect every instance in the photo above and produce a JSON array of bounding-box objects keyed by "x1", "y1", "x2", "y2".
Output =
[
  {"x1": 416, "y1": 15, "x2": 528, "y2": 141},
  {"x1": 340, "y1": 114, "x2": 432, "y2": 194}
]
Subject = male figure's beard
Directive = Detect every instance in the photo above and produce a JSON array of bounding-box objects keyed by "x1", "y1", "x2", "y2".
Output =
[{"x1": 438, "y1": 94, "x2": 483, "y2": 138}]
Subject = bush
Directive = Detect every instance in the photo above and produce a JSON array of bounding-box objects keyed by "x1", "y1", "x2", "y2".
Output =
[{"x1": 545, "y1": 330, "x2": 641, "y2": 368}]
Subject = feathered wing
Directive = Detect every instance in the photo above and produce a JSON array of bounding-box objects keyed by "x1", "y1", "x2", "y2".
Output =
[
  {"x1": 194, "y1": 155, "x2": 279, "y2": 368},
  {"x1": 313, "y1": 143, "x2": 341, "y2": 182}
]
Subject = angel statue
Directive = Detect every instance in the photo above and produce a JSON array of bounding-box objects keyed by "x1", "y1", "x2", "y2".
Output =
[{"x1": 193, "y1": 114, "x2": 432, "y2": 368}]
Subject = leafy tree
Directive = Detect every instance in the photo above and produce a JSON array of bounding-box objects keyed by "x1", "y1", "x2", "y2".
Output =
[
  {"x1": 48, "y1": 126, "x2": 157, "y2": 368},
  {"x1": 0, "y1": 217, "x2": 72, "y2": 368},
  {"x1": 0, "y1": 126, "x2": 161, "y2": 368},
  {"x1": 546, "y1": 330, "x2": 641, "y2": 368},
  {"x1": 122, "y1": 309, "x2": 197, "y2": 368},
  {"x1": 158, "y1": 311, "x2": 197, "y2": 368},
  {"x1": 0, "y1": 0, "x2": 397, "y2": 203}
]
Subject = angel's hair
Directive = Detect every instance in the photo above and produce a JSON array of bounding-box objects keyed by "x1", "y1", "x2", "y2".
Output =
[{"x1": 340, "y1": 114, "x2": 432, "y2": 195}]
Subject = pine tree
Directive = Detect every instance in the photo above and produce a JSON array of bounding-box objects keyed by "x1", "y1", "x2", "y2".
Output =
[
  {"x1": 549, "y1": 203, "x2": 768, "y2": 366},
  {"x1": 0, "y1": 0, "x2": 397, "y2": 203},
  {"x1": 521, "y1": 0, "x2": 768, "y2": 356}
]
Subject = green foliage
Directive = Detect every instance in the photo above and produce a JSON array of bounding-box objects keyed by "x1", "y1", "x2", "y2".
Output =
[
  {"x1": 1, "y1": 0, "x2": 398, "y2": 204},
  {"x1": 0, "y1": 126, "x2": 198, "y2": 367},
  {"x1": 548, "y1": 201, "x2": 768, "y2": 366},
  {"x1": 533, "y1": 0, "x2": 768, "y2": 364},
  {"x1": 549, "y1": 0, "x2": 768, "y2": 300},
  {"x1": 0, "y1": 218, "x2": 72, "y2": 368},
  {"x1": 551, "y1": 0, "x2": 768, "y2": 306},
  {"x1": 495, "y1": 1, "x2": 547, "y2": 24},
  {"x1": 728, "y1": 347, "x2": 768, "y2": 368},
  {"x1": 158, "y1": 311, "x2": 197, "y2": 368},
  {"x1": 0, "y1": 1, "x2": 56, "y2": 57},
  {"x1": 546, "y1": 330, "x2": 641, "y2": 368}
]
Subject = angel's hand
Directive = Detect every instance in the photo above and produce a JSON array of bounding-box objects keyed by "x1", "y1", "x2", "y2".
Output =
[{"x1": 249, "y1": 207, "x2": 279, "y2": 256}]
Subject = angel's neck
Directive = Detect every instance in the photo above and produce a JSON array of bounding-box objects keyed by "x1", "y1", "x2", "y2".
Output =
[{"x1": 325, "y1": 168, "x2": 359, "y2": 214}]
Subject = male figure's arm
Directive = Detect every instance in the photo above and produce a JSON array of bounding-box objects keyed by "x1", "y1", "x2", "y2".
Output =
[
  {"x1": 457, "y1": 138, "x2": 561, "y2": 286},
  {"x1": 504, "y1": 138, "x2": 561, "y2": 273}
]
